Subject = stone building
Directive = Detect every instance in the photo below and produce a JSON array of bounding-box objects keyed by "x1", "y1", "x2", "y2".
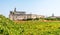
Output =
[
  {"x1": 49, "y1": 13, "x2": 60, "y2": 18},
  {"x1": 9, "y1": 8, "x2": 44, "y2": 20}
]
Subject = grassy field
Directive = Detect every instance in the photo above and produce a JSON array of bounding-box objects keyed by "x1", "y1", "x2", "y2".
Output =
[
  {"x1": 0, "y1": 15, "x2": 60, "y2": 35},
  {"x1": 14, "y1": 21, "x2": 60, "y2": 35}
]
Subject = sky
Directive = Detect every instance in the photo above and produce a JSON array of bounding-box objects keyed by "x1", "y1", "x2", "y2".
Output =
[{"x1": 0, "y1": 0, "x2": 60, "y2": 17}]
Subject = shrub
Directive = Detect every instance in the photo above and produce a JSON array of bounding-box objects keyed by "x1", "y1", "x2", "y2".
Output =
[
  {"x1": 0, "y1": 29, "x2": 3, "y2": 34},
  {"x1": 34, "y1": 18, "x2": 39, "y2": 20},
  {"x1": 26, "y1": 18, "x2": 33, "y2": 20}
]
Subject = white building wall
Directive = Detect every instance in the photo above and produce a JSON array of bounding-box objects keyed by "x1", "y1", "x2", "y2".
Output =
[{"x1": 9, "y1": 14, "x2": 14, "y2": 20}]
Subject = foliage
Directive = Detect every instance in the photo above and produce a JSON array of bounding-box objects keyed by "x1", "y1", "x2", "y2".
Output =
[
  {"x1": 23, "y1": 18, "x2": 39, "y2": 21},
  {"x1": 26, "y1": 18, "x2": 33, "y2": 20},
  {"x1": 44, "y1": 17, "x2": 60, "y2": 21},
  {"x1": 0, "y1": 15, "x2": 60, "y2": 35},
  {"x1": 34, "y1": 18, "x2": 39, "y2": 20}
]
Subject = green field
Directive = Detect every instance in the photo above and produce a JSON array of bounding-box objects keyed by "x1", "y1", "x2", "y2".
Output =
[{"x1": 0, "y1": 15, "x2": 60, "y2": 35}]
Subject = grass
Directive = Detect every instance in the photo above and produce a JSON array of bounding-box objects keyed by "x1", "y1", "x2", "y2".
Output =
[
  {"x1": 14, "y1": 20, "x2": 60, "y2": 35},
  {"x1": 0, "y1": 15, "x2": 60, "y2": 35}
]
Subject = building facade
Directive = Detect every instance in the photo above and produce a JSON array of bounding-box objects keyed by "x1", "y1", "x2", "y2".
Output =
[{"x1": 9, "y1": 8, "x2": 44, "y2": 20}]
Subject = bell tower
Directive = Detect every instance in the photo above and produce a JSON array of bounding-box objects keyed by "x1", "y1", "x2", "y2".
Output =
[
  {"x1": 52, "y1": 13, "x2": 54, "y2": 17},
  {"x1": 14, "y1": 8, "x2": 16, "y2": 12}
]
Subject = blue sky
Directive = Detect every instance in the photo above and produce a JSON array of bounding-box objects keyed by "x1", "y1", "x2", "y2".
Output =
[{"x1": 0, "y1": 0, "x2": 60, "y2": 17}]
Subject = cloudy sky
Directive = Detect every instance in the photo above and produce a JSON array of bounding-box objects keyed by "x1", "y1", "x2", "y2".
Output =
[{"x1": 0, "y1": 0, "x2": 60, "y2": 17}]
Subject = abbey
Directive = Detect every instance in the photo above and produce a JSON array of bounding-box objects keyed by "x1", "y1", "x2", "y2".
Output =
[{"x1": 9, "y1": 8, "x2": 44, "y2": 20}]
